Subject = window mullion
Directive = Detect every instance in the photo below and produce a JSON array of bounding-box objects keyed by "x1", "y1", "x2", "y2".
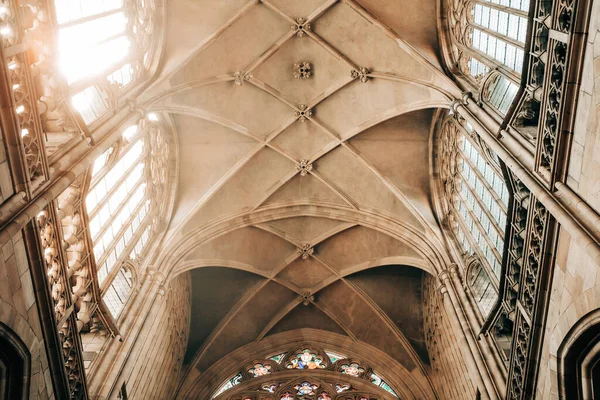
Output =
[
  {"x1": 459, "y1": 145, "x2": 508, "y2": 214},
  {"x1": 456, "y1": 178, "x2": 503, "y2": 260},
  {"x1": 450, "y1": 201, "x2": 501, "y2": 288},
  {"x1": 88, "y1": 153, "x2": 144, "y2": 220},
  {"x1": 470, "y1": 0, "x2": 528, "y2": 17},
  {"x1": 91, "y1": 178, "x2": 145, "y2": 249},
  {"x1": 460, "y1": 38, "x2": 522, "y2": 79},
  {"x1": 458, "y1": 168, "x2": 506, "y2": 239},
  {"x1": 96, "y1": 191, "x2": 148, "y2": 271},
  {"x1": 90, "y1": 136, "x2": 141, "y2": 189},
  {"x1": 454, "y1": 188, "x2": 503, "y2": 279},
  {"x1": 470, "y1": 23, "x2": 525, "y2": 48},
  {"x1": 100, "y1": 213, "x2": 151, "y2": 292},
  {"x1": 453, "y1": 41, "x2": 518, "y2": 80}
]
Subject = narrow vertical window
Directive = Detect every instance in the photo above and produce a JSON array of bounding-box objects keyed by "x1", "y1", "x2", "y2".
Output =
[
  {"x1": 439, "y1": 116, "x2": 511, "y2": 316},
  {"x1": 84, "y1": 115, "x2": 169, "y2": 321}
]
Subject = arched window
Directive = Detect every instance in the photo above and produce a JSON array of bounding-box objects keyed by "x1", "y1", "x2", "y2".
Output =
[
  {"x1": 55, "y1": 0, "x2": 158, "y2": 125},
  {"x1": 211, "y1": 347, "x2": 398, "y2": 399},
  {"x1": 102, "y1": 265, "x2": 134, "y2": 318},
  {"x1": 558, "y1": 310, "x2": 600, "y2": 399},
  {"x1": 0, "y1": 322, "x2": 30, "y2": 400},
  {"x1": 446, "y1": 0, "x2": 529, "y2": 84},
  {"x1": 84, "y1": 114, "x2": 169, "y2": 320},
  {"x1": 438, "y1": 115, "x2": 510, "y2": 317}
]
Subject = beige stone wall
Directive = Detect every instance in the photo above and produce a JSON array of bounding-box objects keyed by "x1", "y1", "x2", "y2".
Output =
[
  {"x1": 536, "y1": 3, "x2": 600, "y2": 398},
  {"x1": 422, "y1": 274, "x2": 476, "y2": 400},
  {"x1": 0, "y1": 229, "x2": 54, "y2": 400},
  {"x1": 117, "y1": 272, "x2": 190, "y2": 399},
  {"x1": 566, "y1": 0, "x2": 600, "y2": 212},
  {"x1": 535, "y1": 229, "x2": 600, "y2": 398}
]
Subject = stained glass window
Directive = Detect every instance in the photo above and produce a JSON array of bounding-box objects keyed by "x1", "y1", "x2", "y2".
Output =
[
  {"x1": 213, "y1": 373, "x2": 243, "y2": 398},
  {"x1": 325, "y1": 351, "x2": 346, "y2": 364},
  {"x1": 85, "y1": 115, "x2": 169, "y2": 320},
  {"x1": 294, "y1": 381, "x2": 318, "y2": 396},
  {"x1": 285, "y1": 349, "x2": 326, "y2": 370},
  {"x1": 211, "y1": 349, "x2": 398, "y2": 398},
  {"x1": 340, "y1": 362, "x2": 365, "y2": 377},
  {"x1": 268, "y1": 352, "x2": 287, "y2": 364},
  {"x1": 335, "y1": 383, "x2": 352, "y2": 393},
  {"x1": 248, "y1": 363, "x2": 271, "y2": 377},
  {"x1": 370, "y1": 373, "x2": 398, "y2": 397}
]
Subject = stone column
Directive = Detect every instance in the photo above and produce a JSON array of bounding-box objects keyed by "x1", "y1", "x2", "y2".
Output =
[
  {"x1": 89, "y1": 267, "x2": 166, "y2": 398},
  {"x1": 447, "y1": 264, "x2": 507, "y2": 396},
  {"x1": 439, "y1": 268, "x2": 499, "y2": 400}
]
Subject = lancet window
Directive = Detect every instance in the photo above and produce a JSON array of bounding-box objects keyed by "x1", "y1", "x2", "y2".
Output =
[
  {"x1": 55, "y1": 0, "x2": 157, "y2": 125},
  {"x1": 439, "y1": 115, "x2": 510, "y2": 317},
  {"x1": 447, "y1": 0, "x2": 529, "y2": 84},
  {"x1": 84, "y1": 114, "x2": 169, "y2": 319}
]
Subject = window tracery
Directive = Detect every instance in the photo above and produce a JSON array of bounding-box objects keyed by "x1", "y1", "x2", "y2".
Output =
[
  {"x1": 286, "y1": 349, "x2": 327, "y2": 370},
  {"x1": 211, "y1": 346, "x2": 398, "y2": 399},
  {"x1": 438, "y1": 115, "x2": 511, "y2": 317},
  {"x1": 481, "y1": 71, "x2": 519, "y2": 116},
  {"x1": 228, "y1": 377, "x2": 383, "y2": 400},
  {"x1": 84, "y1": 114, "x2": 169, "y2": 321}
]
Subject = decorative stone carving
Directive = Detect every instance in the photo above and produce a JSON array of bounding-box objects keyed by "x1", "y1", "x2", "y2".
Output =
[
  {"x1": 294, "y1": 105, "x2": 312, "y2": 122},
  {"x1": 233, "y1": 71, "x2": 252, "y2": 85},
  {"x1": 351, "y1": 67, "x2": 370, "y2": 83},
  {"x1": 36, "y1": 207, "x2": 88, "y2": 398},
  {"x1": 293, "y1": 62, "x2": 312, "y2": 80},
  {"x1": 291, "y1": 17, "x2": 311, "y2": 37},
  {"x1": 299, "y1": 292, "x2": 314, "y2": 306},
  {"x1": 296, "y1": 160, "x2": 313, "y2": 176},
  {"x1": 297, "y1": 244, "x2": 314, "y2": 259}
]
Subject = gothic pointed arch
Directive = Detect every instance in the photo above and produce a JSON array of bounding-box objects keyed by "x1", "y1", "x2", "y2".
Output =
[
  {"x1": 557, "y1": 309, "x2": 600, "y2": 399},
  {"x1": 82, "y1": 112, "x2": 175, "y2": 324},
  {"x1": 0, "y1": 322, "x2": 30, "y2": 400}
]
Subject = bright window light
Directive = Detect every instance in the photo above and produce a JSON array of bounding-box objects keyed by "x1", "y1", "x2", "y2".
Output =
[
  {"x1": 122, "y1": 125, "x2": 139, "y2": 141},
  {"x1": 59, "y1": 12, "x2": 129, "y2": 83}
]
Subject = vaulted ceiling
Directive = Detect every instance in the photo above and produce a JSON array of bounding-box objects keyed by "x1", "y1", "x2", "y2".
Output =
[{"x1": 137, "y1": 0, "x2": 462, "y2": 398}]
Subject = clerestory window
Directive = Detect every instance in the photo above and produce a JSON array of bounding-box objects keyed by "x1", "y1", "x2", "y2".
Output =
[
  {"x1": 54, "y1": 0, "x2": 157, "y2": 125},
  {"x1": 439, "y1": 115, "x2": 511, "y2": 317},
  {"x1": 84, "y1": 114, "x2": 169, "y2": 319},
  {"x1": 447, "y1": 0, "x2": 529, "y2": 83}
]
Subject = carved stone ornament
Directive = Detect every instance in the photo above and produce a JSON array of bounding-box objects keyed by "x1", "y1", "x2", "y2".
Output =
[
  {"x1": 299, "y1": 292, "x2": 315, "y2": 306},
  {"x1": 293, "y1": 62, "x2": 312, "y2": 79},
  {"x1": 351, "y1": 67, "x2": 370, "y2": 83},
  {"x1": 297, "y1": 244, "x2": 314, "y2": 259},
  {"x1": 296, "y1": 160, "x2": 313, "y2": 176},
  {"x1": 291, "y1": 17, "x2": 311, "y2": 37},
  {"x1": 234, "y1": 71, "x2": 252, "y2": 85},
  {"x1": 294, "y1": 105, "x2": 313, "y2": 122}
]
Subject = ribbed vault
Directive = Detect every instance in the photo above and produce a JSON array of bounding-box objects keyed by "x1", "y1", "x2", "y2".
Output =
[{"x1": 139, "y1": 0, "x2": 462, "y2": 398}]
